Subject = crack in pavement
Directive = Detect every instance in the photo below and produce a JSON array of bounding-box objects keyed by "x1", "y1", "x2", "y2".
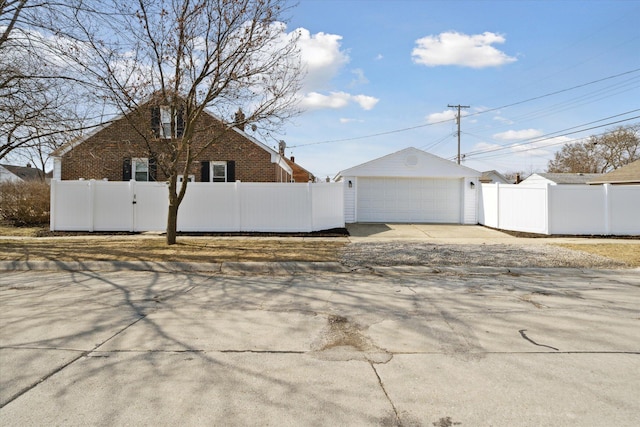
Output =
[
  {"x1": 0, "y1": 315, "x2": 148, "y2": 409},
  {"x1": 519, "y1": 329, "x2": 560, "y2": 351},
  {"x1": 370, "y1": 361, "x2": 401, "y2": 426}
]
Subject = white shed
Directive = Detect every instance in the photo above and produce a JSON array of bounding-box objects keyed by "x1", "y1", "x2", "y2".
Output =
[{"x1": 336, "y1": 147, "x2": 481, "y2": 224}]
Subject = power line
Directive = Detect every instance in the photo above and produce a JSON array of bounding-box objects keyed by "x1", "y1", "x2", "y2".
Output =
[
  {"x1": 286, "y1": 68, "x2": 640, "y2": 148},
  {"x1": 464, "y1": 114, "x2": 640, "y2": 160}
]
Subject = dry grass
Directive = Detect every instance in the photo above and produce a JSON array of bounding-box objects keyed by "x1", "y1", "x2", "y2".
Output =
[
  {"x1": 554, "y1": 243, "x2": 640, "y2": 267},
  {"x1": 0, "y1": 237, "x2": 347, "y2": 263},
  {"x1": 0, "y1": 224, "x2": 48, "y2": 237}
]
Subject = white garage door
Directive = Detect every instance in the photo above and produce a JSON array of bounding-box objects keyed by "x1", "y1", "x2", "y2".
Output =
[{"x1": 357, "y1": 177, "x2": 462, "y2": 223}]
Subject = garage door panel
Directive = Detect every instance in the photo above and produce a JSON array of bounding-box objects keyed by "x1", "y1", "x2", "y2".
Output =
[{"x1": 357, "y1": 177, "x2": 461, "y2": 223}]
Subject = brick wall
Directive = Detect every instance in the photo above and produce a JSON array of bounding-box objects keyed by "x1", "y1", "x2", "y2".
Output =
[{"x1": 60, "y1": 104, "x2": 290, "y2": 182}]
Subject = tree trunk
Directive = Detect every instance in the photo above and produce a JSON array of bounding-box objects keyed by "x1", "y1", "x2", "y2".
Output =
[
  {"x1": 166, "y1": 177, "x2": 179, "y2": 245},
  {"x1": 166, "y1": 201, "x2": 178, "y2": 245}
]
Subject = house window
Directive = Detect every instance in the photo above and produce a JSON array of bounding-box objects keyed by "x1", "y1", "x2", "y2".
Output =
[
  {"x1": 133, "y1": 158, "x2": 149, "y2": 181},
  {"x1": 200, "y1": 160, "x2": 235, "y2": 182},
  {"x1": 152, "y1": 105, "x2": 184, "y2": 139},
  {"x1": 178, "y1": 174, "x2": 195, "y2": 183},
  {"x1": 160, "y1": 106, "x2": 172, "y2": 138},
  {"x1": 212, "y1": 161, "x2": 227, "y2": 182}
]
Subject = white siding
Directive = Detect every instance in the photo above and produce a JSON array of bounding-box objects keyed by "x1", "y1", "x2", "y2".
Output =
[
  {"x1": 0, "y1": 165, "x2": 22, "y2": 182},
  {"x1": 343, "y1": 177, "x2": 356, "y2": 223},
  {"x1": 463, "y1": 178, "x2": 478, "y2": 224}
]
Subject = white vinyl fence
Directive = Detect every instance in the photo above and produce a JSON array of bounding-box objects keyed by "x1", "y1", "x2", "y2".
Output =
[
  {"x1": 50, "y1": 180, "x2": 344, "y2": 233},
  {"x1": 479, "y1": 183, "x2": 640, "y2": 235}
]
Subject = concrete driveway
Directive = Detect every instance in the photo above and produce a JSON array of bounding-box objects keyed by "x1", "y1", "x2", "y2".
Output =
[
  {"x1": 1, "y1": 268, "x2": 639, "y2": 426},
  {"x1": 347, "y1": 223, "x2": 517, "y2": 243}
]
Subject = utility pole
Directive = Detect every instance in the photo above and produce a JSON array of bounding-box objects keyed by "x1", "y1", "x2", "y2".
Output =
[{"x1": 448, "y1": 104, "x2": 470, "y2": 164}]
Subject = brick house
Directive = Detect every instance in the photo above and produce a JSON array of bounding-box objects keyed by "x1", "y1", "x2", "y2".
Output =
[{"x1": 52, "y1": 99, "x2": 297, "y2": 183}]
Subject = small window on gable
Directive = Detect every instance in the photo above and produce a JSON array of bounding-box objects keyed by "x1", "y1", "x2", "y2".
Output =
[
  {"x1": 133, "y1": 158, "x2": 149, "y2": 181},
  {"x1": 212, "y1": 161, "x2": 227, "y2": 182},
  {"x1": 152, "y1": 105, "x2": 184, "y2": 139},
  {"x1": 160, "y1": 106, "x2": 172, "y2": 138}
]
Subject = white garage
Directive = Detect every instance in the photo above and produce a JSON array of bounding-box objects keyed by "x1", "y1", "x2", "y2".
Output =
[{"x1": 336, "y1": 147, "x2": 481, "y2": 224}]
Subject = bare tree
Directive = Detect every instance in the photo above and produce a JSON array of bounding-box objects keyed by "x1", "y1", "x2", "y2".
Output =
[
  {"x1": 48, "y1": 0, "x2": 302, "y2": 244},
  {"x1": 0, "y1": 0, "x2": 88, "y2": 165},
  {"x1": 547, "y1": 125, "x2": 639, "y2": 174}
]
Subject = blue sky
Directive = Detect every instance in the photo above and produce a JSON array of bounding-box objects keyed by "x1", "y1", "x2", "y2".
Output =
[{"x1": 268, "y1": 0, "x2": 640, "y2": 179}]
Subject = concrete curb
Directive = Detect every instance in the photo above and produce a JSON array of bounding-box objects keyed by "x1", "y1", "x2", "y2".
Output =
[
  {"x1": 2, "y1": 260, "x2": 635, "y2": 276},
  {"x1": 0, "y1": 260, "x2": 351, "y2": 275}
]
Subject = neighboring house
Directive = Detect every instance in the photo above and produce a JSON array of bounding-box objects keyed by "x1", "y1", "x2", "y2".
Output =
[
  {"x1": 480, "y1": 170, "x2": 511, "y2": 184},
  {"x1": 336, "y1": 147, "x2": 481, "y2": 224},
  {"x1": 0, "y1": 164, "x2": 48, "y2": 183},
  {"x1": 52, "y1": 98, "x2": 297, "y2": 183},
  {"x1": 519, "y1": 172, "x2": 602, "y2": 186},
  {"x1": 588, "y1": 159, "x2": 640, "y2": 185},
  {"x1": 283, "y1": 156, "x2": 315, "y2": 183}
]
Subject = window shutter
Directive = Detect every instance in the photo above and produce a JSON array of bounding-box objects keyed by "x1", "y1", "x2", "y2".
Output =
[
  {"x1": 123, "y1": 158, "x2": 132, "y2": 181},
  {"x1": 176, "y1": 107, "x2": 185, "y2": 137},
  {"x1": 226, "y1": 160, "x2": 235, "y2": 182},
  {"x1": 151, "y1": 106, "x2": 160, "y2": 138},
  {"x1": 149, "y1": 155, "x2": 157, "y2": 181},
  {"x1": 200, "y1": 161, "x2": 210, "y2": 182}
]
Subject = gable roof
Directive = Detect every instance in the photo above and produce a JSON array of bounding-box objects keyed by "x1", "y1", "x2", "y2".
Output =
[
  {"x1": 480, "y1": 170, "x2": 511, "y2": 184},
  {"x1": 52, "y1": 100, "x2": 285, "y2": 165},
  {"x1": 0, "y1": 164, "x2": 46, "y2": 181},
  {"x1": 282, "y1": 157, "x2": 315, "y2": 182},
  {"x1": 524, "y1": 172, "x2": 603, "y2": 185},
  {"x1": 588, "y1": 159, "x2": 640, "y2": 184},
  {"x1": 336, "y1": 147, "x2": 480, "y2": 180}
]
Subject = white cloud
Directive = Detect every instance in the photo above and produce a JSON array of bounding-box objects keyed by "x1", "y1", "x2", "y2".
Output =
[
  {"x1": 511, "y1": 136, "x2": 571, "y2": 157},
  {"x1": 426, "y1": 109, "x2": 465, "y2": 124},
  {"x1": 300, "y1": 91, "x2": 379, "y2": 111},
  {"x1": 292, "y1": 27, "x2": 379, "y2": 112},
  {"x1": 339, "y1": 118, "x2": 364, "y2": 124},
  {"x1": 375, "y1": 54, "x2": 384, "y2": 61},
  {"x1": 352, "y1": 94, "x2": 379, "y2": 110},
  {"x1": 493, "y1": 115, "x2": 514, "y2": 125},
  {"x1": 412, "y1": 31, "x2": 517, "y2": 68},
  {"x1": 493, "y1": 129, "x2": 543, "y2": 141},
  {"x1": 350, "y1": 68, "x2": 369, "y2": 86},
  {"x1": 296, "y1": 28, "x2": 349, "y2": 92},
  {"x1": 473, "y1": 141, "x2": 502, "y2": 152}
]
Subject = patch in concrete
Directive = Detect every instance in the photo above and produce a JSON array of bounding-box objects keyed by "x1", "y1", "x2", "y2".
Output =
[{"x1": 310, "y1": 314, "x2": 392, "y2": 363}]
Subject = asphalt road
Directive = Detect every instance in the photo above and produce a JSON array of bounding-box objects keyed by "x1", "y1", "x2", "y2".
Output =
[{"x1": 1, "y1": 267, "x2": 639, "y2": 426}]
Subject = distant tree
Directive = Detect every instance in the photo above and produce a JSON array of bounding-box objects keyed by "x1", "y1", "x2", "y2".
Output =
[
  {"x1": 503, "y1": 171, "x2": 530, "y2": 184},
  {"x1": 45, "y1": 0, "x2": 303, "y2": 245},
  {"x1": 547, "y1": 125, "x2": 639, "y2": 173}
]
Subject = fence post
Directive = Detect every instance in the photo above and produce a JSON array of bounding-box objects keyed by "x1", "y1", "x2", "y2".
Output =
[
  {"x1": 129, "y1": 180, "x2": 135, "y2": 232},
  {"x1": 544, "y1": 183, "x2": 551, "y2": 234},
  {"x1": 495, "y1": 183, "x2": 500, "y2": 229},
  {"x1": 308, "y1": 182, "x2": 314, "y2": 232},
  {"x1": 89, "y1": 179, "x2": 95, "y2": 232},
  {"x1": 603, "y1": 184, "x2": 611, "y2": 235},
  {"x1": 49, "y1": 179, "x2": 56, "y2": 231},
  {"x1": 235, "y1": 180, "x2": 242, "y2": 231}
]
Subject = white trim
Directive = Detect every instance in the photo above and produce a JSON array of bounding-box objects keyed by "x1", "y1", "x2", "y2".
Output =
[
  {"x1": 132, "y1": 157, "x2": 149, "y2": 181},
  {"x1": 211, "y1": 161, "x2": 227, "y2": 182}
]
